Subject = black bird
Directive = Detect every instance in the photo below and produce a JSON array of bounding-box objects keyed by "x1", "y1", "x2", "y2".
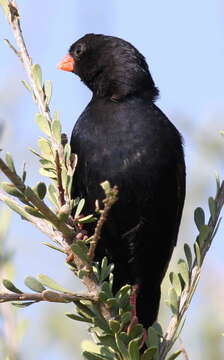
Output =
[{"x1": 58, "y1": 34, "x2": 186, "y2": 329}]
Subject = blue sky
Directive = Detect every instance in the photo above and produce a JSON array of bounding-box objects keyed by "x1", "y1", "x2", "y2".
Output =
[{"x1": 0, "y1": 1, "x2": 224, "y2": 359}]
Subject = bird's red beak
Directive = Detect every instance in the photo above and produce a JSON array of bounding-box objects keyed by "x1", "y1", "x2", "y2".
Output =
[{"x1": 57, "y1": 54, "x2": 75, "y2": 72}]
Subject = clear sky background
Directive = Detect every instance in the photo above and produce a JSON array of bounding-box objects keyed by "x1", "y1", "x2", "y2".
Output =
[{"x1": 0, "y1": 1, "x2": 224, "y2": 359}]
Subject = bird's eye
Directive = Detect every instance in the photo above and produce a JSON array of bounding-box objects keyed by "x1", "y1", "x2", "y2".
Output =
[{"x1": 75, "y1": 44, "x2": 84, "y2": 57}]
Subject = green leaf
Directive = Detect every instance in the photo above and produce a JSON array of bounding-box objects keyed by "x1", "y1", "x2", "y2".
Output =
[
  {"x1": 75, "y1": 198, "x2": 85, "y2": 218},
  {"x1": 12, "y1": 301, "x2": 36, "y2": 308},
  {"x1": 194, "y1": 242, "x2": 201, "y2": 266},
  {"x1": 37, "y1": 137, "x2": 53, "y2": 159},
  {"x1": 83, "y1": 352, "x2": 108, "y2": 360},
  {"x1": 35, "y1": 113, "x2": 51, "y2": 136},
  {"x1": 208, "y1": 196, "x2": 216, "y2": 222},
  {"x1": 168, "y1": 287, "x2": 179, "y2": 315},
  {"x1": 128, "y1": 338, "x2": 140, "y2": 360},
  {"x1": 169, "y1": 272, "x2": 181, "y2": 296},
  {"x1": 32, "y1": 64, "x2": 42, "y2": 88},
  {"x1": 21, "y1": 79, "x2": 32, "y2": 93},
  {"x1": 166, "y1": 349, "x2": 182, "y2": 360},
  {"x1": 4, "y1": 198, "x2": 30, "y2": 219},
  {"x1": 115, "y1": 333, "x2": 128, "y2": 359},
  {"x1": 1, "y1": 182, "x2": 28, "y2": 204},
  {"x1": 74, "y1": 300, "x2": 94, "y2": 319},
  {"x1": 38, "y1": 274, "x2": 70, "y2": 293},
  {"x1": 71, "y1": 241, "x2": 89, "y2": 264},
  {"x1": 48, "y1": 183, "x2": 59, "y2": 208},
  {"x1": 42, "y1": 242, "x2": 65, "y2": 253},
  {"x1": 194, "y1": 207, "x2": 205, "y2": 231},
  {"x1": 109, "y1": 319, "x2": 120, "y2": 333},
  {"x1": 66, "y1": 313, "x2": 92, "y2": 323},
  {"x1": 32, "y1": 182, "x2": 47, "y2": 200},
  {"x1": 97, "y1": 335, "x2": 118, "y2": 351},
  {"x1": 197, "y1": 224, "x2": 210, "y2": 247},
  {"x1": 78, "y1": 214, "x2": 96, "y2": 224},
  {"x1": 178, "y1": 259, "x2": 189, "y2": 288},
  {"x1": 146, "y1": 327, "x2": 159, "y2": 360},
  {"x1": 5, "y1": 152, "x2": 16, "y2": 173},
  {"x1": 39, "y1": 167, "x2": 57, "y2": 179},
  {"x1": 44, "y1": 80, "x2": 52, "y2": 105},
  {"x1": 51, "y1": 119, "x2": 61, "y2": 143},
  {"x1": 0, "y1": 0, "x2": 9, "y2": 16},
  {"x1": 2, "y1": 279, "x2": 23, "y2": 294},
  {"x1": 184, "y1": 243, "x2": 192, "y2": 270},
  {"x1": 121, "y1": 311, "x2": 131, "y2": 325},
  {"x1": 24, "y1": 276, "x2": 46, "y2": 293},
  {"x1": 24, "y1": 205, "x2": 45, "y2": 218},
  {"x1": 141, "y1": 347, "x2": 157, "y2": 360},
  {"x1": 128, "y1": 323, "x2": 143, "y2": 340}
]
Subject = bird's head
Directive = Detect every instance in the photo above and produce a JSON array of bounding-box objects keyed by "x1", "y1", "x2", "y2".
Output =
[{"x1": 57, "y1": 33, "x2": 159, "y2": 101}]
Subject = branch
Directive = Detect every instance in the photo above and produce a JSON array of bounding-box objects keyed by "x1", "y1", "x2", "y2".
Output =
[
  {"x1": 0, "y1": 157, "x2": 75, "y2": 242},
  {"x1": 0, "y1": 289, "x2": 98, "y2": 303},
  {"x1": 88, "y1": 185, "x2": 118, "y2": 262}
]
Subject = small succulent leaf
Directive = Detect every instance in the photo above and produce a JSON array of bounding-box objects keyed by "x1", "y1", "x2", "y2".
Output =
[
  {"x1": 37, "y1": 138, "x2": 53, "y2": 160},
  {"x1": 42, "y1": 242, "x2": 65, "y2": 253},
  {"x1": 5, "y1": 152, "x2": 16, "y2": 173},
  {"x1": 83, "y1": 352, "x2": 108, "y2": 360},
  {"x1": 121, "y1": 311, "x2": 132, "y2": 326},
  {"x1": 208, "y1": 196, "x2": 216, "y2": 221},
  {"x1": 77, "y1": 214, "x2": 96, "y2": 224},
  {"x1": 71, "y1": 242, "x2": 89, "y2": 264},
  {"x1": 194, "y1": 242, "x2": 201, "y2": 266},
  {"x1": 197, "y1": 224, "x2": 210, "y2": 247},
  {"x1": 12, "y1": 301, "x2": 36, "y2": 308},
  {"x1": 21, "y1": 79, "x2": 32, "y2": 93},
  {"x1": 152, "y1": 322, "x2": 163, "y2": 337},
  {"x1": 75, "y1": 198, "x2": 85, "y2": 218},
  {"x1": 108, "y1": 319, "x2": 120, "y2": 333},
  {"x1": 44, "y1": 80, "x2": 52, "y2": 104},
  {"x1": 146, "y1": 327, "x2": 159, "y2": 350},
  {"x1": 74, "y1": 300, "x2": 94, "y2": 319},
  {"x1": 35, "y1": 113, "x2": 51, "y2": 136},
  {"x1": 38, "y1": 274, "x2": 70, "y2": 292},
  {"x1": 24, "y1": 206, "x2": 45, "y2": 218},
  {"x1": 32, "y1": 182, "x2": 47, "y2": 200},
  {"x1": 128, "y1": 323, "x2": 143, "y2": 340},
  {"x1": 32, "y1": 64, "x2": 42, "y2": 88},
  {"x1": 1, "y1": 182, "x2": 27, "y2": 203},
  {"x1": 115, "y1": 333, "x2": 129, "y2": 358},
  {"x1": 47, "y1": 183, "x2": 59, "y2": 208},
  {"x1": 141, "y1": 347, "x2": 157, "y2": 360},
  {"x1": 66, "y1": 313, "x2": 92, "y2": 323},
  {"x1": 2, "y1": 279, "x2": 23, "y2": 294},
  {"x1": 184, "y1": 243, "x2": 192, "y2": 270},
  {"x1": 169, "y1": 287, "x2": 179, "y2": 314},
  {"x1": 194, "y1": 207, "x2": 205, "y2": 231},
  {"x1": 24, "y1": 276, "x2": 46, "y2": 293},
  {"x1": 170, "y1": 272, "x2": 182, "y2": 296},
  {"x1": 39, "y1": 167, "x2": 57, "y2": 179},
  {"x1": 128, "y1": 338, "x2": 140, "y2": 360},
  {"x1": 177, "y1": 259, "x2": 189, "y2": 287},
  {"x1": 4, "y1": 198, "x2": 30, "y2": 219},
  {"x1": 51, "y1": 119, "x2": 62, "y2": 143},
  {"x1": 166, "y1": 349, "x2": 182, "y2": 360}
]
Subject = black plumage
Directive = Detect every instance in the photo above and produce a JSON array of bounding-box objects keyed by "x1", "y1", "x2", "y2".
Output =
[{"x1": 58, "y1": 34, "x2": 186, "y2": 329}]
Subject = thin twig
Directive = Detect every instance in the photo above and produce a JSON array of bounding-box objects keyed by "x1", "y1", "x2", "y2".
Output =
[
  {"x1": 0, "y1": 289, "x2": 98, "y2": 303},
  {"x1": 88, "y1": 186, "x2": 118, "y2": 262}
]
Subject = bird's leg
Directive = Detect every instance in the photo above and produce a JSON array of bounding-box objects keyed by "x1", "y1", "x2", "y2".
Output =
[
  {"x1": 127, "y1": 284, "x2": 147, "y2": 349},
  {"x1": 127, "y1": 284, "x2": 139, "y2": 332}
]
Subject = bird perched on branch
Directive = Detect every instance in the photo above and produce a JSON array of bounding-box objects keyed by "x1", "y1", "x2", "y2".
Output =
[{"x1": 58, "y1": 34, "x2": 186, "y2": 330}]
